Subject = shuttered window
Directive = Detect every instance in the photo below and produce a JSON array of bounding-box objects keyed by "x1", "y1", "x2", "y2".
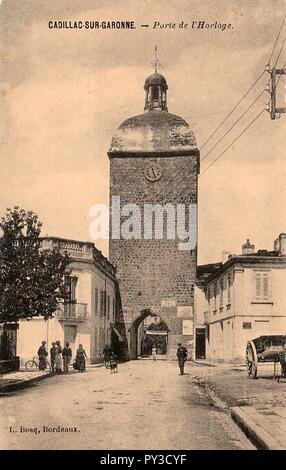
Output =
[
  {"x1": 95, "y1": 287, "x2": 99, "y2": 314},
  {"x1": 213, "y1": 283, "x2": 217, "y2": 310},
  {"x1": 227, "y1": 274, "x2": 231, "y2": 304},
  {"x1": 253, "y1": 271, "x2": 271, "y2": 301},
  {"x1": 107, "y1": 295, "x2": 110, "y2": 320},
  {"x1": 100, "y1": 290, "x2": 106, "y2": 316},
  {"x1": 220, "y1": 278, "x2": 224, "y2": 308}
]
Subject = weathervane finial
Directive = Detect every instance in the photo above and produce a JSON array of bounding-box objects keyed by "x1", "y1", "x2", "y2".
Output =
[{"x1": 152, "y1": 45, "x2": 160, "y2": 73}]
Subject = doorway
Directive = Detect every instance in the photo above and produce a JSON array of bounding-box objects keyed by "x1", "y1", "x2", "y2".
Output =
[
  {"x1": 195, "y1": 328, "x2": 206, "y2": 359},
  {"x1": 129, "y1": 310, "x2": 169, "y2": 360}
]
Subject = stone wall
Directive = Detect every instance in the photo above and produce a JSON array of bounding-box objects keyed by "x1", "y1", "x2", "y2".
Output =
[{"x1": 109, "y1": 153, "x2": 199, "y2": 359}]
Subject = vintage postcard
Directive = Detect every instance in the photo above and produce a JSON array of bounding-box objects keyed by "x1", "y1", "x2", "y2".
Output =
[{"x1": 0, "y1": 0, "x2": 285, "y2": 456}]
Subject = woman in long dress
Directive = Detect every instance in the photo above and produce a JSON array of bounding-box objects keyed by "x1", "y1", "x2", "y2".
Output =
[
  {"x1": 55, "y1": 340, "x2": 63, "y2": 374},
  {"x1": 75, "y1": 344, "x2": 87, "y2": 372}
]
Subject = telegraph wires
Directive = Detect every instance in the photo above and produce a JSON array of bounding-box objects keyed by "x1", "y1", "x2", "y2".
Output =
[
  {"x1": 200, "y1": 108, "x2": 265, "y2": 177},
  {"x1": 200, "y1": 13, "x2": 286, "y2": 151},
  {"x1": 273, "y1": 35, "x2": 286, "y2": 67},
  {"x1": 200, "y1": 89, "x2": 266, "y2": 163},
  {"x1": 158, "y1": 87, "x2": 266, "y2": 202},
  {"x1": 156, "y1": 15, "x2": 286, "y2": 202},
  {"x1": 199, "y1": 70, "x2": 266, "y2": 151}
]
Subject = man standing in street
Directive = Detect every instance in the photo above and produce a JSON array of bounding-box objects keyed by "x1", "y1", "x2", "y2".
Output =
[
  {"x1": 62, "y1": 342, "x2": 72, "y2": 373},
  {"x1": 176, "y1": 343, "x2": 188, "y2": 375},
  {"x1": 37, "y1": 341, "x2": 48, "y2": 371},
  {"x1": 50, "y1": 342, "x2": 56, "y2": 374}
]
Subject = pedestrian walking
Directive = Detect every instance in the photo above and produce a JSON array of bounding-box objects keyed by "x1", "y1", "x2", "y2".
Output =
[
  {"x1": 62, "y1": 342, "x2": 72, "y2": 373},
  {"x1": 50, "y1": 342, "x2": 56, "y2": 374},
  {"x1": 55, "y1": 340, "x2": 63, "y2": 374},
  {"x1": 152, "y1": 347, "x2": 157, "y2": 361},
  {"x1": 176, "y1": 343, "x2": 188, "y2": 375},
  {"x1": 75, "y1": 344, "x2": 87, "y2": 373},
  {"x1": 37, "y1": 341, "x2": 48, "y2": 371}
]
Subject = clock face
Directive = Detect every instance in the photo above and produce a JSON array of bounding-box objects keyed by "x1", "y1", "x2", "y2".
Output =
[{"x1": 144, "y1": 163, "x2": 162, "y2": 182}]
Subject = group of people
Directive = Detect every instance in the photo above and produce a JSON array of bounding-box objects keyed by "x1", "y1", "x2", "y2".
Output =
[
  {"x1": 38, "y1": 340, "x2": 188, "y2": 375},
  {"x1": 37, "y1": 340, "x2": 87, "y2": 374}
]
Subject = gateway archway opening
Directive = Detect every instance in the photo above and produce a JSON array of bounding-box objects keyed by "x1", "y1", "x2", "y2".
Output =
[{"x1": 129, "y1": 309, "x2": 169, "y2": 360}]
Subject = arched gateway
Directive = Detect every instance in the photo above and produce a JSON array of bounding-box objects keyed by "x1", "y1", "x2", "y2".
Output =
[
  {"x1": 108, "y1": 66, "x2": 199, "y2": 360},
  {"x1": 129, "y1": 309, "x2": 169, "y2": 360}
]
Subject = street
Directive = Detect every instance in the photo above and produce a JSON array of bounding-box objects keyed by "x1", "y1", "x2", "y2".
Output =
[{"x1": 0, "y1": 361, "x2": 254, "y2": 450}]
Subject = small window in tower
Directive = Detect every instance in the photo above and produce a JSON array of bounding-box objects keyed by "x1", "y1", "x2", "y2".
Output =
[{"x1": 152, "y1": 86, "x2": 159, "y2": 100}]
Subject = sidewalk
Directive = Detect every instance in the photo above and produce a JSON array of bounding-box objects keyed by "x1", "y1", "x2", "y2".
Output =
[
  {"x1": 0, "y1": 370, "x2": 51, "y2": 393},
  {"x1": 194, "y1": 364, "x2": 286, "y2": 449},
  {"x1": 0, "y1": 363, "x2": 105, "y2": 393}
]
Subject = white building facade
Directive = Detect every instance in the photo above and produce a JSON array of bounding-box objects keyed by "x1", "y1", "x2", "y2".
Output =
[
  {"x1": 195, "y1": 235, "x2": 286, "y2": 363},
  {"x1": 17, "y1": 237, "x2": 117, "y2": 366}
]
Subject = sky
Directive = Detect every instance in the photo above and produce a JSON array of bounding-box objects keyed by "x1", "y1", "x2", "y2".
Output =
[{"x1": 0, "y1": 0, "x2": 285, "y2": 264}]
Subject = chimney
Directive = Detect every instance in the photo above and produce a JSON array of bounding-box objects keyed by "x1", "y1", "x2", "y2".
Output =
[
  {"x1": 222, "y1": 251, "x2": 231, "y2": 264},
  {"x1": 279, "y1": 233, "x2": 286, "y2": 256},
  {"x1": 274, "y1": 238, "x2": 280, "y2": 253},
  {"x1": 242, "y1": 239, "x2": 255, "y2": 255}
]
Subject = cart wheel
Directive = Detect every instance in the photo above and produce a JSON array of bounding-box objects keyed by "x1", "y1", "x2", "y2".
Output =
[
  {"x1": 249, "y1": 361, "x2": 257, "y2": 379},
  {"x1": 246, "y1": 341, "x2": 258, "y2": 379}
]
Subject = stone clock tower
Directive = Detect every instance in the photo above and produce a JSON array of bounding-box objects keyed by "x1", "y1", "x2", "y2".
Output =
[{"x1": 108, "y1": 70, "x2": 199, "y2": 360}]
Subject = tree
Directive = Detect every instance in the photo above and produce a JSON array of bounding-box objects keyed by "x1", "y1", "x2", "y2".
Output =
[{"x1": 0, "y1": 207, "x2": 71, "y2": 323}]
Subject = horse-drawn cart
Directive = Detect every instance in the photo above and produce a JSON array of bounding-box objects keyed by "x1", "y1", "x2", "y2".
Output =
[{"x1": 246, "y1": 335, "x2": 286, "y2": 379}]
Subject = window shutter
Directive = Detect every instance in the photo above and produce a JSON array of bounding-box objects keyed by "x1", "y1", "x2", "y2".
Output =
[
  {"x1": 263, "y1": 273, "x2": 269, "y2": 300},
  {"x1": 107, "y1": 295, "x2": 110, "y2": 319},
  {"x1": 95, "y1": 287, "x2": 98, "y2": 313},
  {"x1": 255, "y1": 273, "x2": 262, "y2": 300},
  {"x1": 253, "y1": 271, "x2": 270, "y2": 301},
  {"x1": 227, "y1": 274, "x2": 231, "y2": 303}
]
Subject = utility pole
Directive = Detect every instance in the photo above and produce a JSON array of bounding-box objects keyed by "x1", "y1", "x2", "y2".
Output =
[{"x1": 266, "y1": 65, "x2": 286, "y2": 119}]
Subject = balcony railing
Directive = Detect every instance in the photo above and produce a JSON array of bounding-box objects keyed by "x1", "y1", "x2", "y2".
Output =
[
  {"x1": 57, "y1": 303, "x2": 88, "y2": 321},
  {"x1": 40, "y1": 238, "x2": 94, "y2": 260}
]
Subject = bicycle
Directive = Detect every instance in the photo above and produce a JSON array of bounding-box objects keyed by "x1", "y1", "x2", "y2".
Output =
[{"x1": 25, "y1": 355, "x2": 51, "y2": 372}]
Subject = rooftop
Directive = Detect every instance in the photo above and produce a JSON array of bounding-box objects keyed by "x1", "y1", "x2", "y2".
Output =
[
  {"x1": 108, "y1": 69, "x2": 198, "y2": 156},
  {"x1": 197, "y1": 235, "x2": 286, "y2": 287}
]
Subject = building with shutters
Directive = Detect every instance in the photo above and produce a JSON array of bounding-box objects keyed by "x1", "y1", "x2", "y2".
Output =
[
  {"x1": 17, "y1": 237, "x2": 117, "y2": 366},
  {"x1": 195, "y1": 234, "x2": 286, "y2": 363}
]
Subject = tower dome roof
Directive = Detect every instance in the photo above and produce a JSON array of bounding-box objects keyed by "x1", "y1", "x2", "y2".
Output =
[
  {"x1": 144, "y1": 72, "x2": 168, "y2": 89},
  {"x1": 109, "y1": 111, "x2": 197, "y2": 155},
  {"x1": 108, "y1": 69, "x2": 198, "y2": 156}
]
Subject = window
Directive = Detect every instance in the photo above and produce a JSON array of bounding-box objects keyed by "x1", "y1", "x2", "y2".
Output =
[
  {"x1": 207, "y1": 287, "x2": 210, "y2": 304},
  {"x1": 113, "y1": 298, "x2": 116, "y2": 322},
  {"x1": 227, "y1": 273, "x2": 231, "y2": 304},
  {"x1": 107, "y1": 295, "x2": 110, "y2": 320},
  {"x1": 100, "y1": 290, "x2": 106, "y2": 316},
  {"x1": 253, "y1": 271, "x2": 271, "y2": 302},
  {"x1": 100, "y1": 327, "x2": 104, "y2": 348},
  {"x1": 151, "y1": 86, "x2": 159, "y2": 100},
  {"x1": 94, "y1": 287, "x2": 99, "y2": 314},
  {"x1": 64, "y1": 276, "x2": 78, "y2": 304},
  {"x1": 213, "y1": 283, "x2": 217, "y2": 310},
  {"x1": 243, "y1": 322, "x2": 252, "y2": 329},
  {"x1": 219, "y1": 278, "x2": 224, "y2": 308}
]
